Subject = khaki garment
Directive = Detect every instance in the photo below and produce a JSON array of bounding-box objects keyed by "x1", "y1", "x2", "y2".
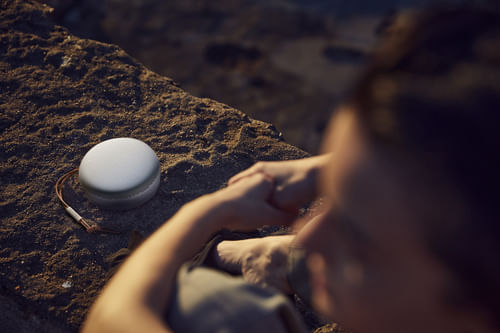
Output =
[{"x1": 167, "y1": 265, "x2": 307, "y2": 333}]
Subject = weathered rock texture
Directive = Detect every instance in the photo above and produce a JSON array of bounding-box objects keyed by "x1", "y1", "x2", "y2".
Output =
[
  {"x1": 38, "y1": 0, "x2": 370, "y2": 154},
  {"x1": 37, "y1": 0, "x2": 497, "y2": 154},
  {"x1": 0, "y1": 0, "x2": 309, "y2": 331}
]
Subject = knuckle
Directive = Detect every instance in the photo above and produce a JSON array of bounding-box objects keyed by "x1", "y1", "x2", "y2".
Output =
[{"x1": 253, "y1": 161, "x2": 265, "y2": 171}]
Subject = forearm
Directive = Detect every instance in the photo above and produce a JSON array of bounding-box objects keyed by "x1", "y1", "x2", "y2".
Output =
[
  {"x1": 82, "y1": 194, "x2": 227, "y2": 333},
  {"x1": 300, "y1": 154, "x2": 332, "y2": 200},
  {"x1": 82, "y1": 172, "x2": 291, "y2": 333}
]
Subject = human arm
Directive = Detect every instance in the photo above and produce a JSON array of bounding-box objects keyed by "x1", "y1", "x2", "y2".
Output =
[
  {"x1": 228, "y1": 154, "x2": 331, "y2": 213},
  {"x1": 81, "y1": 173, "x2": 295, "y2": 333},
  {"x1": 212, "y1": 155, "x2": 331, "y2": 292}
]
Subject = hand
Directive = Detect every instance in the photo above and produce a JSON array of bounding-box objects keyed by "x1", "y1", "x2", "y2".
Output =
[
  {"x1": 228, "y1": 155, "x2": 331, "y2": 213},
  {"x1": 210, "y1": 172, "x2": 296, "y2": 231}
]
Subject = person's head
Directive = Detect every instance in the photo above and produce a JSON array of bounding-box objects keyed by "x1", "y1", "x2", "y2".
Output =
[{"x1": 295, "y1": 7, "x2": 500, "y2": 333}]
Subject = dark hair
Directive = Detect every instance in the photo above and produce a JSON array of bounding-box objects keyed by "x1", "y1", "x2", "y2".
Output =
[{"x1": 347, "y1": 6, "x2": 500, "y2": 327}]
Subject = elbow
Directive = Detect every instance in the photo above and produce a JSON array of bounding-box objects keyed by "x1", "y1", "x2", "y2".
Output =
[
  {"x1": 81, "y1": 302, "x2": 114, "y2": 333},
  {"x1": 81, "y1": 295, "x2": 131, "y2": 333}
]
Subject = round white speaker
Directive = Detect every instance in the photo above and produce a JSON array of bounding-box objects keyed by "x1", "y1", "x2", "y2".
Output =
[{"x1": 78, "y1": 138, "x2": 161, "y2": 209}]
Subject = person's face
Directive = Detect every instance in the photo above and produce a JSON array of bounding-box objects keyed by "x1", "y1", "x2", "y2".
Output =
[{"x1": 294, "y1": 108, "x2": 475, "y2": 333}]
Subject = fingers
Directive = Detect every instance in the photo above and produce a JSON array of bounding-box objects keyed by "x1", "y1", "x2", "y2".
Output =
[
  {"x1": 259, "y1": 202, "x2": 297, "y2": 227},
  {"x1": 224, "y1": 171, "x2": 298, "y2": 229},
  {"x1": 269, "y1": 188, "x2": 301, "y2": 215},
  {"x1": 228, "y1": 170, "x2": 275, "y2": 199},
  {"x1": 236, "y1": 172, "x2": 298, "y2": 225},
  {"x1": 228, "y1": 167, "x2": 257, "y2": 186},
  {"x1": 228, "y1": 162, "x2": 267, "y2": 185},
  {"x1": 228, "y1": 159, "x2": 316, "y2": 213},
  {"x1": 226, "y1": 172, "x2": 296, "y2": 228}
]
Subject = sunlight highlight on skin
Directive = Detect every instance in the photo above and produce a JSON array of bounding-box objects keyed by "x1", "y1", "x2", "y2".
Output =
[{"x1": 321, "y1": 106, "x2": 357, "y2": 155}]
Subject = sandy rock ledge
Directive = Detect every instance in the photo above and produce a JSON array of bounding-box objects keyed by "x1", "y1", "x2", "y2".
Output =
[{"x1": 0, "y1": 0, "x2": 308, "y2": 331}]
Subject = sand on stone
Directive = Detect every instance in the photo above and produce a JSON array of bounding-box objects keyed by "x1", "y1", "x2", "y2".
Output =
[{"x1": 0, "y1": 1, "x2": 310, "y2": 331}]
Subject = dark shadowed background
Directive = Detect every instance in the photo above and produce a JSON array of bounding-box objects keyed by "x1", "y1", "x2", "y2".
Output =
[{"x1": 37, "y1": 0, "x2": 499, "y2": 153}]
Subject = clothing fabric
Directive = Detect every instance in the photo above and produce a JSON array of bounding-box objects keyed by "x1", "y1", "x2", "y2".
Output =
[
  {"x1": 166, "y1": 265, "x2": 307, "y2": 333},
  {"x1": 106, "y1": 230, "x2": 313, "y2": 332}
]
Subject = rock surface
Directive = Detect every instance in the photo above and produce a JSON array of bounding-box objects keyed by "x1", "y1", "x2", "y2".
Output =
[
  {"x1": 38, "y1": 0, "x2": 373, "y2": 153},
  {"x1": 37, "y1": 0, "x2": 496, "y2": 153},
  {"x1": 0, "y1": 0, "x2": 310, "y2": 331}
]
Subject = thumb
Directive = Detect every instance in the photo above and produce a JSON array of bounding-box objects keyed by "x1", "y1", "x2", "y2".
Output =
[
  {"x1": 228, "y1": 162, "x2": 265, "y2": 186},
  {"x1": 238, "y1": 171, "x2": 275, "y2": 200},
  {"x1": 228, "y1": 169, "x2": 257, "y2": 186}
]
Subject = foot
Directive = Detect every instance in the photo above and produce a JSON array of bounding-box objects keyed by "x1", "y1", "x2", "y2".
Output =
[{"x1": 213, "y1": 235, "x2": 295, "y2": 294}]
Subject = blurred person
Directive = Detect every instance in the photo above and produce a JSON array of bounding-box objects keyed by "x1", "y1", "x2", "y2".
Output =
[{"x1": 82, "y1": 7, "x2": 500, "y2": 333}]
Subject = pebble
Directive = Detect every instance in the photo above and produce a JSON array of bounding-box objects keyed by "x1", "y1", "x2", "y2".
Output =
[{"x1": 62, "y1": 281, "x2": 72, "y2": 289}]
